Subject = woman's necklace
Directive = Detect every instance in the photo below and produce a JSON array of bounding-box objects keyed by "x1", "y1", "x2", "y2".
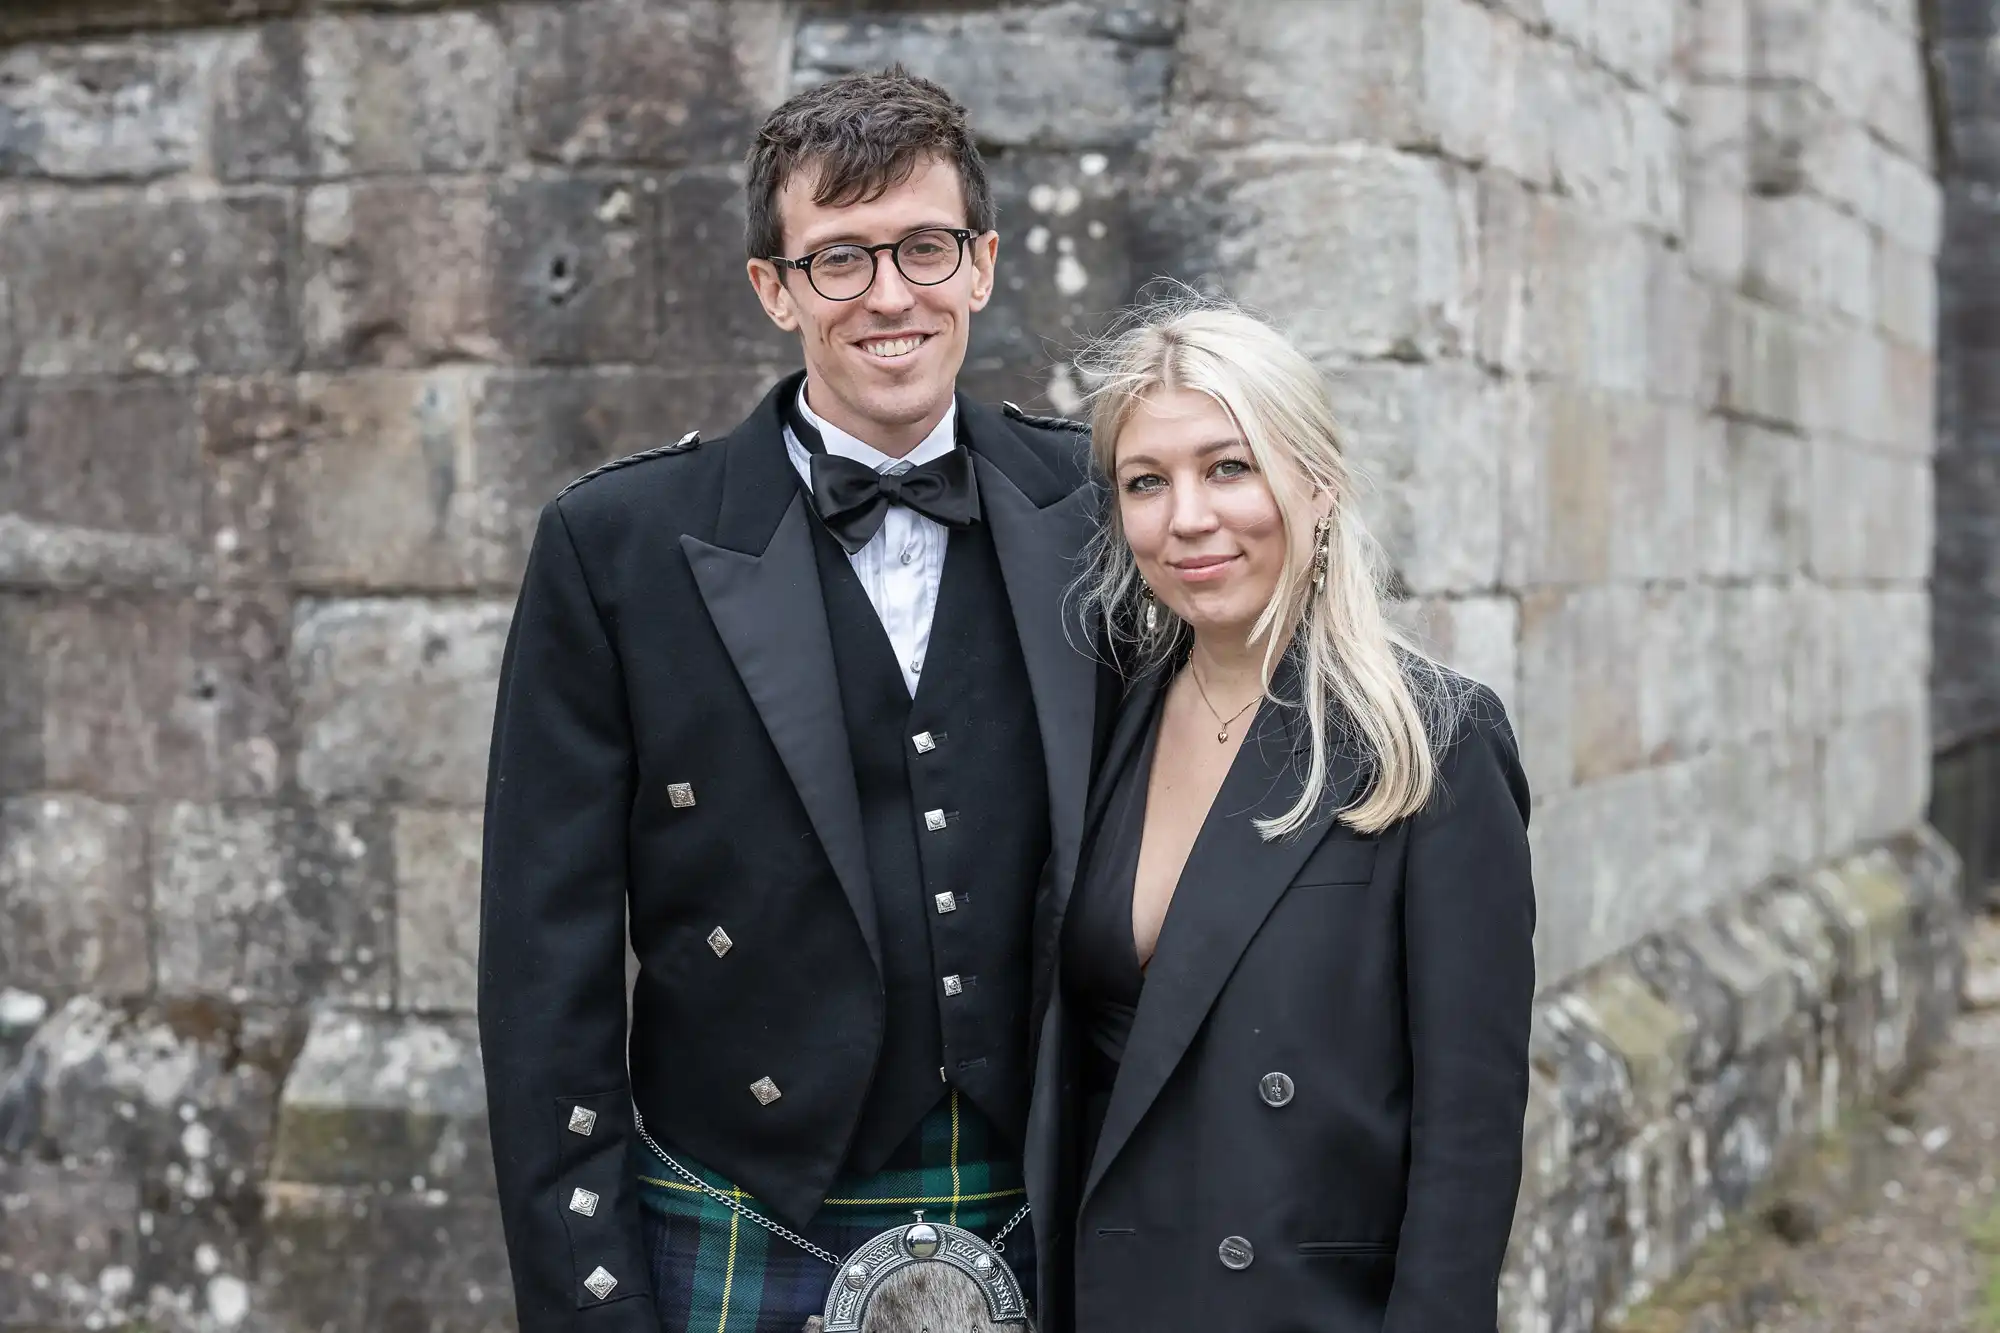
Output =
[{"x1": 1186, "y1": 662, "x2": 1262, "y2": 743}]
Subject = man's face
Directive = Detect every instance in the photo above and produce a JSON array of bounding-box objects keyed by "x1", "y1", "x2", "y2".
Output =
[{"x1": 748, "y1": 156, "x2": 997, "y2": 454}]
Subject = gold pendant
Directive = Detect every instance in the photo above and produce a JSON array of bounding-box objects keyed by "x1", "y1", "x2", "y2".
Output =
[{"x1": 1218, "y1": 728, "x2": 1229, "y2": 743}]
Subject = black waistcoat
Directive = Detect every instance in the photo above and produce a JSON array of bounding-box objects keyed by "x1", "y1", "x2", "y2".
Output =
[{"x1": 810, "y1": 515, "x2": 1051, "y2": 1174}]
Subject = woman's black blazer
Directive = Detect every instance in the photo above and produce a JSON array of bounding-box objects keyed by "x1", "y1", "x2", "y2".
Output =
[{"x1": 1021, "y1": 663, "x2": 1536, "y2": 1333}]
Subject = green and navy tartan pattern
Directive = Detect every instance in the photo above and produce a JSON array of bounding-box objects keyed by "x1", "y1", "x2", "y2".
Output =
[{"x1": 637, "y1": 1090, "x2": 1034, "y2": 1333}]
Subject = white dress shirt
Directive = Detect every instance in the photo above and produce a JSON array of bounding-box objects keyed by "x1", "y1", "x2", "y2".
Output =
[{"x1": 785, "y1": 387, "x2": 958, "y2": 696}]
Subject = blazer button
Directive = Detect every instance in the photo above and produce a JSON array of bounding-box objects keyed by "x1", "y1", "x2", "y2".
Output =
[
  {"x1": 1218, "y1": 1235, "x2": 1255, "y2": 1270},
  {"x1": 1259, "y1": 1072, "x2": 1295, "y2": 1107}
]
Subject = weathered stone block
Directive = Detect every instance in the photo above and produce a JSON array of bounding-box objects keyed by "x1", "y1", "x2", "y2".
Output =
[
  {"x1": 302, "y1": 178, "x2": 656, "y2": 368},
  {"x1": 17, "y1": 591, "x2": 291, "y2": 801},
  {"x1": 295, "y1": 10, "x2": 513, "y2": 176},
  {"x1": 1828, "y1": 586, "x2": 1929, "y2": 721},
  {"x1": 269, "y1": 1009, "x2": 488, "y2": 1193},
  {"x1": 658, "y1": 164, "x2": 811, "y2": 371},
  {"x1": 971, "y1": 151, "x2": 1134, "y2": 406},
  {"x1": 0, "y1": 796, "x2": 149, "y2": 995},
  {"x1": 1477, "y1": 180, "x2": 1652, "y2": 389},
  {"x1": 1745, "y1": 193, "x2": 1876, "y2": 323},
  {"x1": 1868, "y1": 138, "x2": 1945, "y2": 254},
  {"x1": 795, "y1": 2, "x2": 1175, "y2": 150},
  {"x1": 2, "y1": 188, "x2": 296, "y2": 375},
  {"x1": 208, "y1": 20, "x2": 310, "y2": 180},
  {"x1": 1325, "y1": 359, "x2": 1502, "y2": 595},
  {"x1": 1874, "y1": 233, "x2": 1938, "y2": 350},
  {"x1": 0, "y1": 35, "x2": 213, "y2": 179},
  {"x1": 1819, "y1": 707, "x2": 1929, "y2": 855},
  {"x1": 395, "y1": 807, "x2": 481, "y2": 1013},
  {"x1": 293, "y1": 597, "x2": 509, "y2": 805},
  {"x1": 1545, "y1": 56, "x2": 1684, "y2": 236},
  {"x1": 0, "y1": 994, "x2": 302, "y2": 1328},
  {"x1": 1807, "y1": 439, "x2": 1932, "y2": 580},
  {"x1": 1713, "y1": 584, "x2": 1795, "y2": 741},
  {"x1": 1717, "y1": 295, "x2": 1822, "y2": 431},
  {"x1": 0, "y1": 1159, "x2": 142, "y2": 1328},
  {"x1": 1638, "y1": 584, "x2": 1719, "y2": 764},
  {"x1": 0, "y1": 375, "x2": 202, "y2": 537},
  {"x1": 511, "y1": 0, "x2": 764, "y2": 167},
  {"x1": 1397, "y1": 593, "x2": 1520, "y2": 712},
  {"x1": 1502, "y1": 384, "x2": 1628, "y2": 586},
  {"x1": 1167, "y1": 144, "x2": 1471, "y2": 362},
  {"x1": 1716, "y1": 421, "x2": 1808, "y2": 578},
  {"x1": 152, "y1": 802, "x2": 396, "y2": 1007}
]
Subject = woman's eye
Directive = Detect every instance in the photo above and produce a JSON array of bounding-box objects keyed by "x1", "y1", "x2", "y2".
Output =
[
  {"x1": 1122, "y1": 473, "x2": 1165, "y2": 494},
  {"x1": 1210, "y1": 458, "x2": 1252, "y2": 479}
]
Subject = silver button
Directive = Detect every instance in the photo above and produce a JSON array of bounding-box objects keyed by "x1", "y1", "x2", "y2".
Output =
[
  {"x1": 935, "y1": 892, "x2": 957, "y2": 914},
  {"x1": 909, "y1": 657, "x2": 923, "y2": 674},
  {"x1": 924, "y1": 809, "x2": 948, "y2": 832},
  {"x1": 668, "y1": 782, "x2": 696, "y2": 809},
  {"x1": 707, "y1": 927, "x2": 733, "y2": 958},
  {"x1": 566, "y1": 1106, "x2": 598, "y2": 1136},
  {"x1": 942, "y1": 975, "x2": 963, "y2": 996},
  {"x1": 901, "y1": 550, "x2": 917, "y2": 566},
  {"x1": 912, "y1": 731, "x2": 937, "y2": 754},
  {"x1": 583, "y1": 1266, "x2": 618, "y2": 1299},
  {"x1": 1218, "y1": 1236, "x2": 1255, "y2": 1270},
  {"x1": 750, "y1": 1076, "x2": 783, "y2": 1106},
  {"x1": 1259, "y1": 1072, "x2": 1295, "y2": 1107},
  {"x1": 569, "y1": 1187, "x2": 600, "y2": 1217}
]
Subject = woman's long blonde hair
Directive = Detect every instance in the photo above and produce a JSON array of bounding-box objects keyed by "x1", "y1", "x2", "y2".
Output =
[{"x1": 1075, "y1": 294, "x2": 1462, "y2": 838}]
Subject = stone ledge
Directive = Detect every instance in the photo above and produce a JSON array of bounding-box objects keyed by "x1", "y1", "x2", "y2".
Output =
[{"x1": 1503, "y1": 826, "x2": 1964, "y2": 1330}]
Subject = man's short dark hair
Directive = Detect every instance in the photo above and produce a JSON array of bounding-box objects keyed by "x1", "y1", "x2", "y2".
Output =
[{"x1": 746, "y1": 65, "x2": 995, "y2": 260}]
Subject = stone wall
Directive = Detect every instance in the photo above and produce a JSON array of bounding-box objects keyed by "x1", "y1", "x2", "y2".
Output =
[
  {"x1": 0, "y1": 1, "x2": 1964, "y2": 1330},
  {"x1": 1933, "y1": 0, "x2": 2000, "y2": 904}
]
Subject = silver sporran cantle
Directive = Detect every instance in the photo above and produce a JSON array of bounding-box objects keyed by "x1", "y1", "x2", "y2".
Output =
[{"x1": 815, "y1": 1214, "x2": 1032, "y2": 1333}]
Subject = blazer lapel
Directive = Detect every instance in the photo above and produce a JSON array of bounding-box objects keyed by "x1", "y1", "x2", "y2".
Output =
[
  {"x1": 1081, "y1": 675, "x2": 1367, "y2": 1206},
  {"x1": 681, "y1": 382, "x2": 880, "y2": 972},
  {"x1": 962, "y1": 401, "x2": 1101, "y2": 930}
]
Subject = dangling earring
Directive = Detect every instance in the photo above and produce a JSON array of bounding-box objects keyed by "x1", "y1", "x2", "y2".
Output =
[
  {"x1": 1142, "y1": 586, "x2": 1160, "y2": 634},
  {"x1": 1311, "y1": 514, "x2": 1333, "y2": 593}
]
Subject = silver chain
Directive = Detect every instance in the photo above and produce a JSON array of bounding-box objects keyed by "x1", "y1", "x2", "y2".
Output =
[{"x1": 633, "y1": 1110, "x2": 1032, "y2": 1267}]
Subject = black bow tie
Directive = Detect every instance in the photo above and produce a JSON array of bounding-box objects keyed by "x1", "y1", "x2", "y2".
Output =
[{"x1": 785, "y1": 394, "x2": 981, "y2": 556}]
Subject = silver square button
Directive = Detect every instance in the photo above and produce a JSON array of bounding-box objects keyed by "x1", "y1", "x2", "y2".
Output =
[
  {"x1": 707, "y1": 927, "x2": 733, "y2": 958},
  {"x1": 912, "y1": 731, "x2": 937, "y2": 754},
  {"x1": 943, "y1": 974, "x2": 963, "y2": 996},
  {"x1": 569, "y1": 1187, "x2": 601, "y2": 1217},
  {"x1": 583, "y1": 1266, "x2": 618, "y2": 1299},
  {"x1": 668, "y1": 783, "x2": 696, "y2": 809},
  {"x1": 935, "y1": 892, "x2": 957, "y2": 914},
  {"x1": 923, "y1": 809, "x2": 948, "y2": 832},
  {"x1": 750, "y1": 1076, "x2": 783, "y2": 1106},
  {"x1": 566, "y1": 1106, "x2": 598, "y2": 1136}
]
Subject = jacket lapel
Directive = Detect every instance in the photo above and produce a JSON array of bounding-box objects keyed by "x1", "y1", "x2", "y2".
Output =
[
  {"x1": 680, "y1": 379, "x2": 880, "y2": 972},
  {"x1": 1080, "y1": 670, "x2": 1367, "y2": 1206},
  {"x1": 961, "y1": 399, "x2": 1101, "y2": 937}
]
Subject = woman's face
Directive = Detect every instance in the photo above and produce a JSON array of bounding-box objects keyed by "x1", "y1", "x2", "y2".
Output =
[{"x1": 1113, "y1": 386, "x2": 1298, "y2": 643}]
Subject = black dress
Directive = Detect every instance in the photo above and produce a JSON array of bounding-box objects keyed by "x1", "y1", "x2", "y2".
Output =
[{"x1": 1061, "y1": 684, "x2": 1166, "y2": 1170}]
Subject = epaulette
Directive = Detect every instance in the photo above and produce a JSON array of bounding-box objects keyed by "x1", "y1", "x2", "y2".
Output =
[
  {"x1": 557, "y1": 431, "x2": 702, "y2": 499},
  {"x1": 1001, "y1": 400, "x2": 1089, "y2": 434}
]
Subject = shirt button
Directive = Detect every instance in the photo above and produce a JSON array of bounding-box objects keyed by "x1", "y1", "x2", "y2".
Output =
[
  {"x1": 901, "y1": 550, "x2": 917, "y2": 566},
  {"x1": 909, "y1": 658, "x2": 923, "y2": 674}
]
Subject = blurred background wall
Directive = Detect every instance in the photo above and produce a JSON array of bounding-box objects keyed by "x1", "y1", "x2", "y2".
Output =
[{"x1": 0, "y1": 0, "x2": 1987, "y2": 1330}]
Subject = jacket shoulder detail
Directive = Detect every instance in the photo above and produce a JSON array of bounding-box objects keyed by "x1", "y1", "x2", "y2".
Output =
[
  {"x1": 557, "y1": 431, "x2": 703, "y2": 499},
  {"x1": 1001, "y1": 400, "x2": 1089, "y2": 434}
]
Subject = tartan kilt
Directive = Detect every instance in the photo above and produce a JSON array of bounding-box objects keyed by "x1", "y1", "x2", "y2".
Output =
[{"x1": 638, "y1": 1090, "x2": 1035, "y2": 1333}]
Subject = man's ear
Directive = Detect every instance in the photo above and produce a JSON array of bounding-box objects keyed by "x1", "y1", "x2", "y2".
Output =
[
  {"x1": 747, "y1": 257, "x2": 801, "y2": 332},
  {"x1": 965, "y1": 230, "x2": 999, "y2": 313}
]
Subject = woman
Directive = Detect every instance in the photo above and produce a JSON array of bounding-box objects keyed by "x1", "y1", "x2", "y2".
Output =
[{"x1": 1024, "y1": 299, "x2": 1535, "y2": 1333}]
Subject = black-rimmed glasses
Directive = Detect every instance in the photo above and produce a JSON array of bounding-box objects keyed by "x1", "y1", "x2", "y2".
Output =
[{"x1": 767, "y1": 228, "x2": 978, "y2": 302}]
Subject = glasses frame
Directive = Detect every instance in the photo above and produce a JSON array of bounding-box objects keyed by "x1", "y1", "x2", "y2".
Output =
[{"x1": 767, "y1": 227, "x2": 980, "y2": 302}]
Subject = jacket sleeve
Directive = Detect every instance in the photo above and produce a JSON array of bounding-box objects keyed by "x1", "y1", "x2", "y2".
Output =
[
  {"x1": 479, "y1": 499, "x2": 657, "y2": 1331},
  {"x1": 1382, "y1": 685, "x2": 1536, "y2": 1333}
]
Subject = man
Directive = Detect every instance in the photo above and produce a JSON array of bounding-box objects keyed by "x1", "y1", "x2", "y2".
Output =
[{"x1": 479, "y1": 68, "x2": 1100, "y2": 1333}]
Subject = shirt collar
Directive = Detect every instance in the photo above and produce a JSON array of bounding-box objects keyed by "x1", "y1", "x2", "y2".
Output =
[{"x1": 797, "y1": 384, "x2": 959, "y2": 473}]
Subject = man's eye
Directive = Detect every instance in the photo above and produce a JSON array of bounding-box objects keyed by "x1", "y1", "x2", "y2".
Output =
[{"x1": 816, "y1": 250, "x2": 864, "y2": 271}]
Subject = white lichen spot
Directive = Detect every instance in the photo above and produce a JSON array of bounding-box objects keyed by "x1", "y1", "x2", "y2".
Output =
[
  {"x1": 0, "y1": 989, "x2": 46, "y2": 1027},
  {"x1": 1079, "y1": 153, "x2": 1107, "y2": 177},
  {"x1": 1025, "y1": 226, "x2": 1050, "y2": 255},
  {"x1": 1055, "y1": 253, "x2": 1089, "y2": 297},
  {"x1": 195, "y1": 1243, "x2": 220, "y2": 1276},
  {"x1": 208, "y1": 1274, "x2": 249, "y2": 1327},
  {"x1": 597, "y1": 187, "x2": 635, "y2": 225},
  {"x1": 181, "y1": 1122, "x2": 212, "y2": 1160},
  {"x1": 1027, "y1": 184, "x2": 1057, "y2": 214},
  {"x1": 1052, "y1": 186, "x2": 1082, "y2": 216},
  {"x1": 1087, "y1": 219, "x2": 1107, "y2": 240},
  {"x1": 411, "y1": 1175, "x2": 427, "y2": 1192},
  {"x1": 179, "y1": 1103, "x2": 198, "y2": 1124},
  {"x1": 138, "y1": 1212, "x2": 156, "y2": 1237}
]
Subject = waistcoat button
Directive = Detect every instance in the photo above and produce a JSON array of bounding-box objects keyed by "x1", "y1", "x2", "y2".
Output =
[
  {"x1": 1259, "y1": 1072, "x2": 1295, "y2": 1107},
  {"x1": 1218, "y1": 1236, "x2": 1255, "y2": 1270}
]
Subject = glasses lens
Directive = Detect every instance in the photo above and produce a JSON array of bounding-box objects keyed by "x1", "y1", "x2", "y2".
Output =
[
  {"x1": 894, "y1": 230, "x2": 965, "y2": 286},
  {"x1": 809, "y1": 245, "x2": 874, "y2": 300}
]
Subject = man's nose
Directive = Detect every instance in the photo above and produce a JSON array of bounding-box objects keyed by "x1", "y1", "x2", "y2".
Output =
[{"x1": 861, "y1": 250, "x2": 918, "y2": 312}]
